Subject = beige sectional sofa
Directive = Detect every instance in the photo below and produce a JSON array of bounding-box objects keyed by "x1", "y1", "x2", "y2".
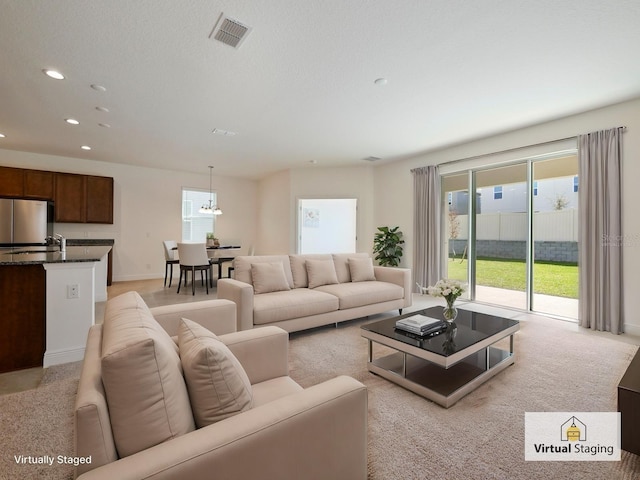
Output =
[
  {"x1": 217, "y1": 253, "x2": 412, "y2": 333},
  {"x1": 74, "y1": 291, "x2": 367, "y2": 479}
]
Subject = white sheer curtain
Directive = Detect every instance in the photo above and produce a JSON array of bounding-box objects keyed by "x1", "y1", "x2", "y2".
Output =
[
  {"x1": 411, "y1": 165, "x2": 441, "y2": 292},
  {"x1": 578, "y1": 127, "x2": 623, "y2": 334}
]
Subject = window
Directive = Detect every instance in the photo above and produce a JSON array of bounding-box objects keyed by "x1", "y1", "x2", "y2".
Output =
[
  {"x1": 573, "y1": 176, "x2": 579, "y2": 193},
  {"x1": 493, "y1": 186, "x2": 503, "y2": 200},
  {"x1": 182, "y1": 188, "x2": 216, "y2": 242},
  {"x1": 533, "y1": 181, "x2": 538, "y2": 196}
]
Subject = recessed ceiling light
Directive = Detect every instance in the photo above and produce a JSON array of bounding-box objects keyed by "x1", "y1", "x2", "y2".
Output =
[
  {"x1": 65, "y1": 118, "x2": 80, "y2": 125},
  {"x1": 43, "y1": 69, "x2": 65, "y2": 80},
  {"x1": 95, "y1": 106, "x2": 110, "y2": 113},
  {"x1": 374, "y1": 78, "x2": 388, "y2": 86},
  {"x1": 90, "y1": 84, "x2": 107, "y2": 92},
  {"x1": 81, "y1": 145, "x2": 91, "y2": 150},
  {"x1": 0, "y1": 133, "x2": 5, "y2": 138},
  {"x1": 98, "y1": 123, "x2": 111, "y2": 128}
]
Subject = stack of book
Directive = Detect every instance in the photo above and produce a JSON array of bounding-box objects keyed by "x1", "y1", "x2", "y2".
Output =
[{"x1": 395, "y1": 314, "x2": 446, "y2": 336}]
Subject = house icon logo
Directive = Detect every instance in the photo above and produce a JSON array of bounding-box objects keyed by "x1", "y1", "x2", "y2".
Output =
[{"x1": 561, "y1": 416, "x2": 586, "y2": 442}]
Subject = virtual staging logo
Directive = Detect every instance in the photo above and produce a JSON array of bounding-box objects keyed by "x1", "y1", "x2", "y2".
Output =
[{"x1": 525, "y1": 412, "x2": 620, "y2": 461}]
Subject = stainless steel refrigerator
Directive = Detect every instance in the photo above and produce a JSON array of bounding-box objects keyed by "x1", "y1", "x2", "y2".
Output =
[{"x1": 0, "y1": 199, "x2": 54, "y2": 246}]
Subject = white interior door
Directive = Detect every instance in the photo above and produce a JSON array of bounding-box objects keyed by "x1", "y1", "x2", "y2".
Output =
[{"x1": 298, "y1": 198, "x2": 357, "y2": 254}]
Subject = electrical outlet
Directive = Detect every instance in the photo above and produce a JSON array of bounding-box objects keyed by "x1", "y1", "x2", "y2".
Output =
[{"x1": 67, "y1": 284, "x2": 79, "y2": 299}]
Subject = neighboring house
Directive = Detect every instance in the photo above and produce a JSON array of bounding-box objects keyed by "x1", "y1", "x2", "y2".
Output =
[{"x1": 448, "y1": 176, "x2": 579, "y2": 215}]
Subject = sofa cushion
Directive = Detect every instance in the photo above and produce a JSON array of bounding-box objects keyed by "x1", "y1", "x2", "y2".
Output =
[
  {"x1": 332, "y1": 253, "x2": 370, "y2": 283},
  {"x1": 289, "y1": 254, "x2": 332, "y2": 288},
  {"x1": 74, "y1": 325, "x2": 118, "y2": 476},
  {"x1": 101, "y1": 292, "x2": 195, "y2": 458},
  {"x1": 252, "y1": 376, "x2": 303, "y2": 407},
  {"x1": 306, "y1": 259, "x2": 339, "y2": 288},
  {"x1": 348, "y1": 257, "x2": 376, "y2": 282},
  {"x1": 178, "y1": 319, "x2": 253, "y2": 428},
  {"x1": 251, "y1": 262, "x2": 291, "y2": 294},
  {"x1": 253, "y1": 288, "x2": 339, "y2": 325},
  {"x1": 233, "y1": 255, "x2": 294, "y2": 289},
  {"x1": 315, "y1": 281, "x2": 404, "y2": 310}
]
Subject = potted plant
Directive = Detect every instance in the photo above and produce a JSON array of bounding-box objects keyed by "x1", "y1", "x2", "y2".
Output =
[
  {"x1": 373, "y1": 226, "x2": 405, "y2": 267},
  {"x1": 206, "y1": 233, "x2": 218, "y2": 247}
]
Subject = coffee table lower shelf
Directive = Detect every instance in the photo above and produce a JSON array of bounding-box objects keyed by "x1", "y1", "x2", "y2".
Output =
[{"x1": 367, "y1": 347, "x2": 514, "y2": 408}]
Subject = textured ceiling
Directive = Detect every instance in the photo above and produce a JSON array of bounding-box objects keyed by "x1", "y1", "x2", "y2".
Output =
[{"x1": 0, "y1": 0, "x2": 639, "y2": 179}]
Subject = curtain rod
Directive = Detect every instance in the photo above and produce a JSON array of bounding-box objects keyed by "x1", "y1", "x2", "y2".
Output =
[{"x1": 436, "y1": 126, "x2": 627, "y2": 168}]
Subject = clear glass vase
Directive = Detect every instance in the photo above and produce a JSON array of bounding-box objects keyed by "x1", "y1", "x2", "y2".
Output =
[{"x1": 443, "y1": 298, "x2": 458, "y2": 322}]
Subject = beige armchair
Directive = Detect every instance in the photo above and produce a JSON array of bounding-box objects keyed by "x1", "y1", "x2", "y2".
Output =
[{"x1": 75, "y1": 293, "x2": 367, "y2": 479}]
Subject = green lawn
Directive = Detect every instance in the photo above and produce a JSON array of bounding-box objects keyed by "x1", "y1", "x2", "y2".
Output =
[{"x1": 446, "y1": 258, "x2": 578, "y2": 298}]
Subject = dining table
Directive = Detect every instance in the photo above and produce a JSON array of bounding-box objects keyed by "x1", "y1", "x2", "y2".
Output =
[{"x1": 173, "y1": 245, "x2": 241, "y2": 282}]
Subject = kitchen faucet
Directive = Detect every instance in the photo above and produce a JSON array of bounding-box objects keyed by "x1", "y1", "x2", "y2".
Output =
[{"x1": 47, "y1": 233, "x2": 66, "y2": 252}]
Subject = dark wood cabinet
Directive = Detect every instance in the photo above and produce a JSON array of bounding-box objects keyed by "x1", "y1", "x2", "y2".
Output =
[
  {"x1": 619, "y1": 350, "x2": 640, "y2": 455},
  {"x1": 0, "y1": 265, "x2": 46, "y2": 373},
  {"x1": 55, "y1": 172, "x2": 87, "y2": 223},
  {"x1": 1, "y1": 165, "x2": 113, "y2": 223},
  {"x1": 23, "y1": 169, "x2": 54, "y2": 199},
  {"x1": 0, "y1": 166, "x2": 24, "y2": 197},
  {"x1": 86, "y1": 175, "x2": 114, "y2": 223}
]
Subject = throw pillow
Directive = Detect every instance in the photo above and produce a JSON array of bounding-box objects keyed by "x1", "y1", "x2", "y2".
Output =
[
  {"x1": 306, "y1": 259, "x2": 339, "y2": 289},
  {"x1": 348, "y1": 256, "x2": 376, "y2": 282},
  {"x1": 251, "y1": 262, "x2": 291, "y2": 294},
  {"x1": 178, "y1": 318, "x2": 253, "y2": 428},
  {"x1": 101, "y1": 292, "x2": 194, "y2": 458}
]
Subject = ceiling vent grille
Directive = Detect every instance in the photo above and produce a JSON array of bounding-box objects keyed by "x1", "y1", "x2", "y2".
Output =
[{"x1": 210, "y1": 14, "x2": 252, "y2": 49}]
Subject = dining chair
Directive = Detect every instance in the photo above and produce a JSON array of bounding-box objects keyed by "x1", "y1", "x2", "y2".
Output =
[
  {"x1": 162, "y1": 240, "x2": 179, "y2": 287},
  {"x1": 176, "y1": 243, "x2": 211, "y2": 295}
]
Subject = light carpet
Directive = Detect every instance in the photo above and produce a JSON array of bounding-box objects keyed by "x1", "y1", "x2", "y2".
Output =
[
  {"x1": 287, "y1": 313, "x2": 640, "y2": 479},
  {"x1": 1, "y1": 311, "x2": 640, "y2": 479}
]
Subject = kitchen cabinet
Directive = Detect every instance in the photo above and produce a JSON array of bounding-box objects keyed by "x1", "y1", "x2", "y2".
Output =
[
  {"x1": 0, "y1": 264, "x2": 46, "y2": 373},
  {"x1": 24, "y1": 169, "x2": 54, "y2": 199},
  {"x1": 86, "y1": 175, "x2": 114, "y2": 223},
  {"x1": 55, "y1": 173, "x2": 114, "y2": 224},
  {"x1": 55, "y1": 172, "x2": 87, "y2": 222},
  {"x1": 0, "y1": 166, "x2": 24, "y2": 197},
  {"x1": 1, "y1": 166, "x2": 113, "y2": 223}
]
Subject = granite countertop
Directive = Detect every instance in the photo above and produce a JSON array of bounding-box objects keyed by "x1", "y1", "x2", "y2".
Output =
[
  {"x1": 0, "y1": 245, "x2": 112, "y2": 265},
  {"x1": 66, "y1": 238, "x2": 115, "y2": 246}
]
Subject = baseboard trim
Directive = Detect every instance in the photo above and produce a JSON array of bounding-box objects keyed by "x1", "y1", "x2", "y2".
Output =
[
  {"x1": 112, "y1": 273, "x2": 164, "y2": 282},
  {"x1": 43, "y1": 346, "x2": 85, "y2": 367},
  {"x1": 624, "y1": 324, "x2": 640, "y2": 337}
]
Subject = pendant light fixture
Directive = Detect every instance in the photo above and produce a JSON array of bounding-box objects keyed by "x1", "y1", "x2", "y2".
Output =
[{"x1": 199, "y1": 166, "x2": 223, "y2": 215}]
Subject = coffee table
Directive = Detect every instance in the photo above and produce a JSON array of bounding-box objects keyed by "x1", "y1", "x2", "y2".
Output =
[{"x1": 361, "y1": 306, "x2": 519, "y2": 408}]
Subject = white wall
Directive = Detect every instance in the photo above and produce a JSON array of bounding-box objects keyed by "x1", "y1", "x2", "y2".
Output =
[
  {"x1": 257, "y1": 165, "x2": 376, "y2": 256},
  {"x1": 257, "y1": 170, "x2": 291, "y2": 255},
  {"x1": 289, "y1": 165, "x2": 375, "y2": 255},
  {"x1": 373, "y1": 97, "x2": 640, "y2": 334},
  {"x1": 0, "y1": 150, "x2": 258, "y2": 281}
]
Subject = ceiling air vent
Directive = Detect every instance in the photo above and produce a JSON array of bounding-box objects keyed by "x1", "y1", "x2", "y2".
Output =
[
  {"x1": 363, "y1": 156, "x2": 382, "y2": 162},
  {"x1": 210, "y1": 14, "x2": 252, "y2": 49}
]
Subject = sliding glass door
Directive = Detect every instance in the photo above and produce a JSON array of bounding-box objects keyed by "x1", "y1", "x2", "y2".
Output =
[
  {"x1": 474, "y1": 164, "x2": 528, "y2": 309},
  {"x1": 531, "y1": 156, "x2": 579, "y2": 318},
  {"x1": 442, "y1": 154, "x2": 579, "y2": 319}
]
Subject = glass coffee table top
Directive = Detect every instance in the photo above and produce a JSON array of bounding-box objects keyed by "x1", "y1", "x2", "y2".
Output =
[{"x1": 361, "y1": 306, "x2": 519, "y2": 357}]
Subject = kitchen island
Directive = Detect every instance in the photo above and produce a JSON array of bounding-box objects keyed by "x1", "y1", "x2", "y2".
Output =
[{"x1": 0, "y1": 245, "x2": 111, "y2": 372}]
